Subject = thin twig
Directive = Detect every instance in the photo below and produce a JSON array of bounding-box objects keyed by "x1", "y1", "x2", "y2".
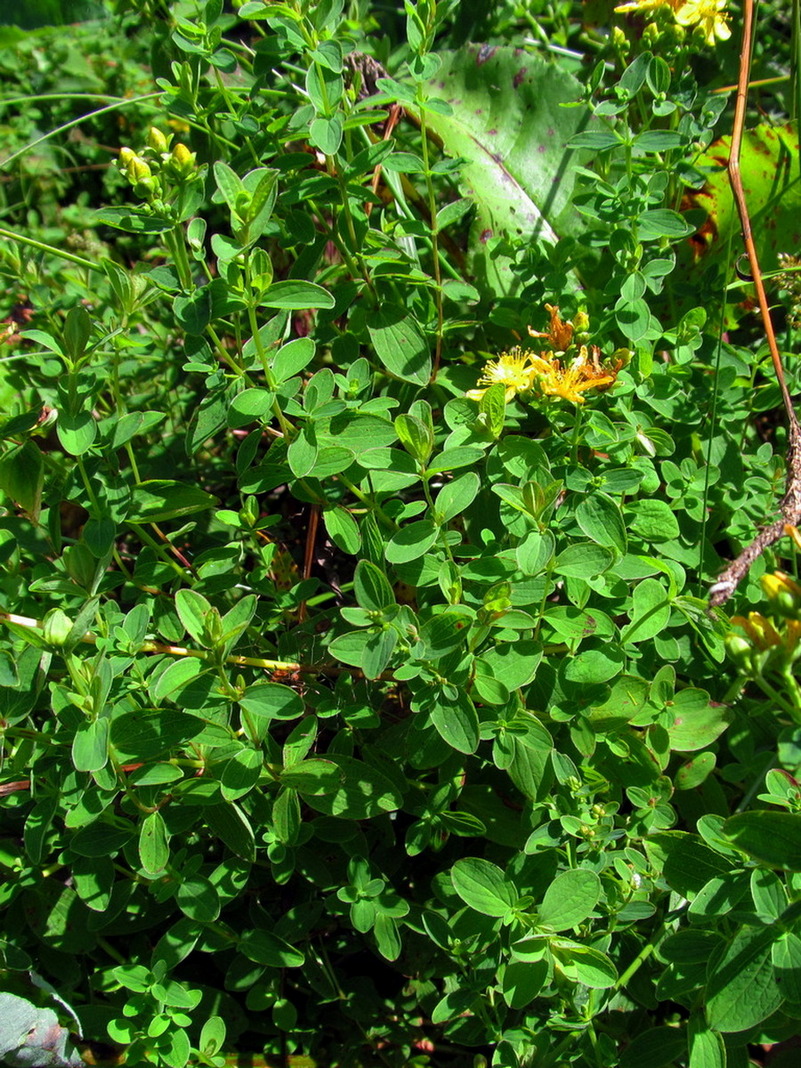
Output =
[{"x1": 709, "y1": 0, "x2": 801, "y2": 608}]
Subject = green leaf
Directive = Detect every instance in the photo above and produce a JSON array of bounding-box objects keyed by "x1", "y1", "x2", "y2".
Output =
[
  {"x1": 139, "y1": 811, "x2": 169, "y2": 875},
  {"x1": 260, "y1": 280, "x2": 335, "y2": 309},
  {"x1": 310, "y1": 114, "x2": 343, "y2": 154},
  {"x1": 323, "y1": 504, "x2": 361, "y2": 554},
  {"x1": 374, "y1": 914, "x2": 402, "y2": 961},
  {"x1": 63, "y1": 305, "x2": 91, "y2": 360},
  {"x1": 618, "y1": 1028, "x2": 687, "y2": 1068},
  {"x1": 24, "y1": 795, "x2": 58, "y2": 865},
  {"x1": 239, "y1": 682, "x2": 303, "y2": 741},
  {"x1": 220, "y1": 747, "x2": 263, "y2": 802},
  {"x1": 395, "y1": 413, "x2": 434, "y2": 464},
  {"x1": 129, "y1": 480, "x2": 217, "y2": 523},
  {"x1": 539, "y1": 869, "x2": 601, "y2": 930},
  {"x1": 354, "y1": 560, "x2": 396, "y2": 611},
  {"x1": 299, "y1": 755, "x2": 403, "y2": 819},
  {"x1": 367, "y1": 305, "x2": 431, "y2": 384},
  {"x1": 501, "y1": 960, "x2": 548, "y2": 1009},
  {"x1": 150, "y1": 657, "x2": 207, "y2": 704},
  {"x1": 176, "y1": 874, "x2": 220, "y2": 922},
  {"x1": 72, "y1": 856, "x2": 114, "y2": 912},
  {"x1": 562, "y1": 646, "x2": 624, "y2": 684},
  {"x1": 273, "y1": 787, "x2": 301, "y2": 845},
  {"x1": 637, "y1": 208, "x2": 693, "y2": 240},
  {"x1": 280, "y1": 758, "x2": 341, "y2": 795},
  {"x1": 272, "y1": 337, "x2": 315, "y2": 382},
  {"x1": 421, "y1": 46, "x2": 601, "y2": 295},
  {"x1": 688, "y1": 1017, "x2": 726, "y2": 1068},
  {"x1": 93, "y1": 207, "x2": 174, "y2": 233},
  {"x1": 386, "y1": 520, "x2": 438, "y2": 564},
  {"x1": 451, "y1": 857, "x2": 515, "y2": 917},
  {"x1": 430, "y1": 692, "x2": 479, "y2": 754},
  {"x1": 175, "y1": 588, "x2": 212, "y2": 645},
  {"x1": 516, "y1": 530, "x2": 555, "y2": 576},
  {"x1": 213, "y1": 160, "x2": 245, "y2": 215},
  {"x1": 772, "y1": 932, "x2": 801, "y2": 1003},
  {"x1": 553, "y1": 542, "x2": 614, "y2": 578},
  {"x1": 57, "y1": 411, "x2": 97, "y2": 455},
  {"x1": 287, "y1": 426, "x2": 318, "y2": 477},
  {"x1": 644, "y1": 832, "x2": 731, "y2": 897},
  {"x1": 705, "y1": 926, "x2": 783, "y2": 1033},
  {"x1": 569, "y1": 130, "x2": 621, "y2": 150},
  {"x1": 362, "y1": 627, "x2": 398, "y2": 679},
  {"x1": 479, "y1": 382, "x2": 506, "y2": 438},
  {"x1": 70, "y1": 818, "x2": 134, "y2": 858},
  {"x1": 668, "y1": 688, "x2": 731, "y2": 752},
  {"x1": 675, "y1": 751, "x2": 717, "y2": 791},
  {"x1": 240, "y1": 928, "x2": 305, "y2": 967},
  {"x1": 628, "y1": 499, "x2": 680, "y2": 542},
  {"x1": 724, "y1": 811, "x2": 801, "y2": 870},
  {"x1": 228, "y1": 388, "x2": 275, "y2": 428},
  {"x1": 425, "y1": 446, "x2": 485, "y2": 475},
  {"x1": 71, "y1": 717, "x2": 109, "y2": 773},
  {"x1": 507, "y1": 731, "x2": 553, "y2": 801},
  {"x1": 635, "y1": 130, "x2": 685, "y2": 152},
  {"x1": 205, "y1": 803, "x2": 255, "y2": 862},
  {"x1": 620, "y1": 577, "x2": 672, "y2": 644},
  {"x1": 575, "y1": 492, "x2": 627, "y2": 554},
  {"x1": 553, "y1": 942, "x2": 618, "y2": 988}
]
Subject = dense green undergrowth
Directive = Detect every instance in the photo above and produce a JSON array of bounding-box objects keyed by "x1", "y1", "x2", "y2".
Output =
[{"x1": 2, "y1": 1, "x2": 801, "y2": 1066}]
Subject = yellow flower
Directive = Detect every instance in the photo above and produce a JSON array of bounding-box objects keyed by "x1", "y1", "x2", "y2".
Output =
[
  {"x1": 761, "y1": 571, "x2": 801, "y2": 603},
  {"x1": 528, "y1": 346, "x2": 621, "y2": 406},
  {"x1": 675, "y1": 0, "x2": 731, "y2": 45},
  {"x1": 730, "y1": 613, "x2": 783, "y2": 652},
  {"x1": 760, "y1": 570, "x2": 801, "y2": 620},
  {"x1": 614, "y1": 0, "x2": 682, "y2": 12},
  {"x1": 527, "y1": 304, "x2": 577, "y2": 353},
  {"x1": 466, "y1": 347, "x2": 537, "y2": 403}
]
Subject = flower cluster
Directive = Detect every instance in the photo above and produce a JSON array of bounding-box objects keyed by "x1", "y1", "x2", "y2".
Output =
[
  {"x1": 727, "y1": 572, "x2": 801, "y2": 676},
  {"x1": 467, "y1": 306, "x2": 626, "y2": 407},
  {"x1": 615, "y1": 0, "x2": 731, "y2": 46},
  {"x1": 118, "y1": 127, "x2": 199, "y2": 202}
]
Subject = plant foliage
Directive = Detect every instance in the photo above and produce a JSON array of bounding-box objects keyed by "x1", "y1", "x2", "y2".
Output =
[{"x1": 1, "y1": 1, "x2": 801, "y2": 1067}]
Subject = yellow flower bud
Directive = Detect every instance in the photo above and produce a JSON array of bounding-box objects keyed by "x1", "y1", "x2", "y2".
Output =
[
  {"x1": 43, "y1": 608, "x2": 73, "y2": 648},
  {"x1": 730, "y1": 612, "x2": 782, "y2": 652},
  {"x1": 761, "y1": 571, "x2": 801, "y2": 616},
  {"x1": 128, "y1": 154, "x2": 152, "y2": 182},
  {"x1": 724, "y1": 632, "x2": 753, "y2": 670},
  {"x1": 168, "y1": 142, "x2": 197, "y2": 178},
  {"x1": 147, "y1": 127, "x2": 169, "y2": 153},
  {"x1": 172, "y1": 143, "x2": 194, "y2": 165},
  {"x1": 611, "y1": 26, "x2": 629, "y2": 50}
]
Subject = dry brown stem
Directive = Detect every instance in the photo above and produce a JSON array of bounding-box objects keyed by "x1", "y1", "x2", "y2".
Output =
[{"x1": 708, "y1": 0, "x2": 801, "y2": 608}]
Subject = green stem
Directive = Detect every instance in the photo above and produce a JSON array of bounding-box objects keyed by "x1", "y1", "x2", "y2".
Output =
[
  {"x1": 417, "y1": 96, "x2": 444, "y2": 381},
  {"x1": 0, "y1": 91, "x2": 163, "y2": 170},
  {"x1": 129, "y1": 525, "x2": 192, "y2": 581},
  {"x1": 753, "y1": 671, "x2": 801, "y2": 724},
  {"x1": 166, "y1": 226, "x2": 194, "y2": 292},
  {"x1": 570, "y1": 406, "x2": 584, "y2": 465},
  {"x1": 76, "y1": 456, "x2": 102, "y2": 515},
  {"x1": 337, "y1": 474, "x2": 398, "y2": 532},
  {"x1": 96, "y1": 936, "x2": 127, "y2": 965},
  {"x1": 615, "y1": 938, "x2": 657, "y2": 990},
  {"x1": 242, "y1": 258, "x2": 296, "y2": 439},
  {"x1": 0, "y1": 227, "x2": 97, "y2": 272}
]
